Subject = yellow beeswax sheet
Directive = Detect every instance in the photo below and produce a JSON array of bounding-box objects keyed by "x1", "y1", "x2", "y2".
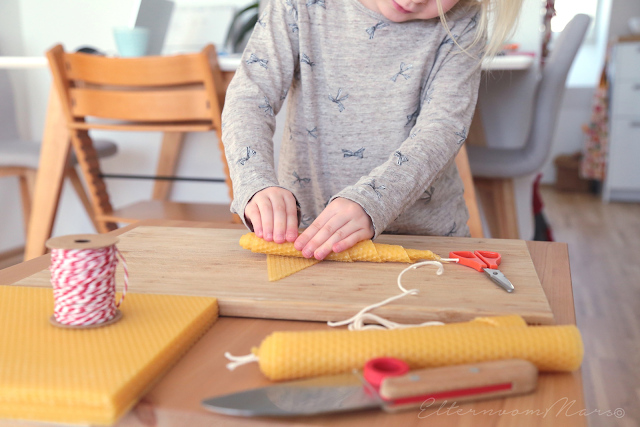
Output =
[
  {"x1": 241, "y1": 232, "x2": 441, "y2": 281},
  {"x1": 0, "y1": 285, "x2": 218, "y2": 425},
  {"x1": 267, "y1": 254, "x2": 321, "y2": 281}
]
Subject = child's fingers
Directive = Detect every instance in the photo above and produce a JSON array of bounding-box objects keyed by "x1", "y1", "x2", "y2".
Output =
[
  {"x1": 302, "y1": 214, "x2": 350, "y2": 259},
  {"x1": 313, "y1": 221, "x2": 360, "y2": 260},
  {"x1": 270, "y1": 196, "x2": 287, "y2": 244},
  {"x1": 284, "y1": 193, "x2": 299, "y2": 242},
  {"x1": 294, "y1": 208, "x2": 335, "y2": 252},
  {"x1": 257, "y1": 198, "x2": 274, "y2": 242},
  {"x1": 245, "y1": 202, "x2": 263, "y2": 238},
  {"x1": 331, "y1": 228, "x2": 371, "y2": 255}
]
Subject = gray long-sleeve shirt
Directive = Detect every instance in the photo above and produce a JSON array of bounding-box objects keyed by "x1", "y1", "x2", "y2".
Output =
[{"x1": 221, "y1": 0, "x2": 483, "y2": 238}]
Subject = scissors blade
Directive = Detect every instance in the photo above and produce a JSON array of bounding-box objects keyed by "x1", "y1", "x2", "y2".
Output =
[{"x1": 483, "y1": 269, "x2": 515, "y2": 293}]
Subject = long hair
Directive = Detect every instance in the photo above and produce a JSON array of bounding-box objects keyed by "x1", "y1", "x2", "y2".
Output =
[{"x1": 437, "y1": 0, "x2": 525, "y2": 59}]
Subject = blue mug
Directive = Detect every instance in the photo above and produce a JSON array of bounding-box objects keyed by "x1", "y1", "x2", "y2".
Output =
[{"x1": 113, "y1": 26, "x2": 150, "y2": 57}]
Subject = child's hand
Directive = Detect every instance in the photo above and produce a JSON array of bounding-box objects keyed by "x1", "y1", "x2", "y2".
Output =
[
  {"x1": 245, "y1": 187, "x2": 299, "y2": 244},
  {"x1": 294, "y1": 198, "x2": 374, "y2": 260}
]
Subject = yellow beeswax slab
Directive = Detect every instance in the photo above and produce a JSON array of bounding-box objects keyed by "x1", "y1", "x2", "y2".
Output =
[
  {"x1": 253, "y1": 316, "x2": 583, "y2": 381},
  {"x1": 267, "y1": 254, "x2": 321, "y2": 281},
  {"x1": 0, "y1": 285, "x2": 218, "y2": 425}
]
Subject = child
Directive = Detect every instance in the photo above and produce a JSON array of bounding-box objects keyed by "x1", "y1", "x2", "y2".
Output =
[{"x1": 221, "y1": 0, "x2": 523, "y2": 260}]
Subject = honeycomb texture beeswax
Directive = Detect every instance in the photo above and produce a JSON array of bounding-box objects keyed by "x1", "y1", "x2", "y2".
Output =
[
  {"x1": 267, "y1": 255, "x2": 321, "y2": 281},
  {"x1": 240, "y1": 232, "x2": 440, "y2": 263},
  {"x1": 249, "y1": 315, "x2": 583, "y2": 381},
  {"x1": 0, "y1": 285, "x2": 218, "y2": 425}
]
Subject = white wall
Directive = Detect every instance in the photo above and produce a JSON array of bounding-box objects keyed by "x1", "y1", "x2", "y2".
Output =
[{"x1": 0, "y1": 0, "x2": 28, "y2": 252}]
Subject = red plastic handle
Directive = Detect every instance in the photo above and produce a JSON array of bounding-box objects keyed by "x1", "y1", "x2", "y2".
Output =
[
  {"x1": 475, "y1": 251, "x2": 501, "y2": 269},
  {"x1": 364, "y1": 358, "x2": 410, "y2": 389},
  {"x1": 449, "y1": 251, "x2": 486, "y2": 272}
]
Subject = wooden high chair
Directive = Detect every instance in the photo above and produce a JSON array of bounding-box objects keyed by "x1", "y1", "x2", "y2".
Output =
[{"x1": 45, "y1": 44, "x2": 236, "y2": 233}]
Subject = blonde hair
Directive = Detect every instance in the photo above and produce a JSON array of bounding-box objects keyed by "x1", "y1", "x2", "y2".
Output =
[{"x1": 436, "y1": 0, "x2": 525, "y2": 59}]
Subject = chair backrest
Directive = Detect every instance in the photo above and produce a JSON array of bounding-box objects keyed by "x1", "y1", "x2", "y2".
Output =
[
  {"x1": 478, "y1": 66, "x2": 540, "y2": 150},
  {"x1": 522, "y1": 14, "x2": 591, "y2": 167},
  {"x1": 46, "y1": 44, "x2": 225, "y2": 131},
  {"x1": 0, "y1": 68, "x2": 19, "y2": 141}
]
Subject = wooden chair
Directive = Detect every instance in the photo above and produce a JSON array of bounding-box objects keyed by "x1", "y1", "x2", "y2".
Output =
[
  {"x1": 0, "y1": 63, "x2": 118, "y2": 240},
  {"x1": 455, "y1": 145, "x2": 483, "y2": 238},
  {"x1": 45, "y1": 44, "x2": 235, "y2": 233},
  {"x1": 467, "y1": 15, "x2": 590, "y2": 239}
]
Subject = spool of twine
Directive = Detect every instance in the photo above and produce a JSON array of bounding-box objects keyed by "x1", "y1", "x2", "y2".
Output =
[{"x1": 46, "y1": 234, "x2": 128, "y2": 329}]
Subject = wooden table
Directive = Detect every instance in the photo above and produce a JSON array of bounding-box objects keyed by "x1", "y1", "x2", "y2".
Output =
[{"x1": 0, "y1": 220, "x2": 585, "y2": 427}]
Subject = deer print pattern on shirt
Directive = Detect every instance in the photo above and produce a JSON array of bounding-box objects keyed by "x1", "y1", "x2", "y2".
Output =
[
  {"x1": 256, "y1": 11, "x2": 267, "y2": 28},
  {"x1": 394, "y1": 151, "x2": 409, "y2": 166},
  {"x1": 425, "y1": 86, "x2": 434, "y2": 105},
  {"x1": 366, "y1": 21, "x2": 389, "y2": 39},
  {"x1": 306, "y1": 127, "x2": 318, "y2": 138},
  {"x1": 306, "y1": 0, "x2": 326, "y2": 8},
  {"x1": 300, "y1": 53, "x2": 316, "y2": 68},
  {"x1": 285, "y1": 0, "x2": 298, "y2": 20},
  {"x1": 455, "y1": 127, "x2": 467, "y2": 144},
  {"x1": 246, "y1": 53, "x2": 268, "y2": 69},
  {"x1": 258, "y1": 96, "x2": 274, "y2": 116},
  {"x1": 329, "y1": 88, "x2": 349, "y2": 112},
  {"x1": 292, "y1": 172, "x2": 311, "y2": 188},
  {"x1": 364, "y1": 179, "x2": 386, "y2": 200},
  {"x1": 237, "y1": 147, "x2": 257, "y2": 166},
  {"x1": 342, "y1": 147, "x2": 365, "y2": 159},
  {"x1": 391, "y1": 62, "x2": 412, "y2": 82}
]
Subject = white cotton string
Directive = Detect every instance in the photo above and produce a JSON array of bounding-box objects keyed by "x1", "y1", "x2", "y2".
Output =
[
  {"x1": 223, "y1": 258, "x2": 460, "y2": 370},
  {"x1": 328, "y1": 260, "x2": 449, "y2": 330},
  {"x1": 224, "y1": 351, "x2": 259, "y2": 370}
]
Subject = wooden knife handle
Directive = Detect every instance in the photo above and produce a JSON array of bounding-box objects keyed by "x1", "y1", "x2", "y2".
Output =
[{"x1": 379, "y1": 359, "x2": 538, "y2": 412}]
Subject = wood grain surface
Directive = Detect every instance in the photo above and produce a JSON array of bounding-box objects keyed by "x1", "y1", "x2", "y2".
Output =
[
  {"x1": 13, "y1": 226, "x2": 554, "y2": 325},
  {"x1": 0, "y1": 220, "x2": 584, "y2": 427}
]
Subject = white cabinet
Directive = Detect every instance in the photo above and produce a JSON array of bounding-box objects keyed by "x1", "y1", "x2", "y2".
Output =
[{"x1": 604, "y1": 41, "x2": 640, "y2": 202}]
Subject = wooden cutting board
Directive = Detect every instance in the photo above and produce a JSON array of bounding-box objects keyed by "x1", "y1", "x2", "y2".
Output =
[{"x1": 15, "y1": 226, "x2": 554, "y2": 325}]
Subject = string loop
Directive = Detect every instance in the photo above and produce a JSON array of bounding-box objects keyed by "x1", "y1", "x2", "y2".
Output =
[{"x1": 328, "y1": 261, "x2": 447, "y2": 330}]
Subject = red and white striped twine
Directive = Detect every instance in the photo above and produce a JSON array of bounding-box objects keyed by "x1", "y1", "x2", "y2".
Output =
[{"x1": 50, "y1": 245, "x2": 128, "y2": 326}]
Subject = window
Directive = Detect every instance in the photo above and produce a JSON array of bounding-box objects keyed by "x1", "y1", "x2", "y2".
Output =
[{"x1": 552, "y1": 0, "x2": 601, "y2": 42}]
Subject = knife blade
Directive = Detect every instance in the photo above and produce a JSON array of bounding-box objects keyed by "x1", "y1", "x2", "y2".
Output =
[
  {"x1": 202, "y1": 359, "x2": 538, "y2": 417},
  {"x1": 202, "y1": 372, "x2": 381, "y2": 416}
]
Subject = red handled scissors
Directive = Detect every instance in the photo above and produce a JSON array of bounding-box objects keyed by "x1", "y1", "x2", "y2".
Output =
[{"x1": 449, "y1": 251, "x2": 515, "y2": 293}]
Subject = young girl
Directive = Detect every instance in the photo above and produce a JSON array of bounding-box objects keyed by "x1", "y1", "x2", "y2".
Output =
[{"x1": 221, "y1": 0, "x2": 523, "y2": 260}]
